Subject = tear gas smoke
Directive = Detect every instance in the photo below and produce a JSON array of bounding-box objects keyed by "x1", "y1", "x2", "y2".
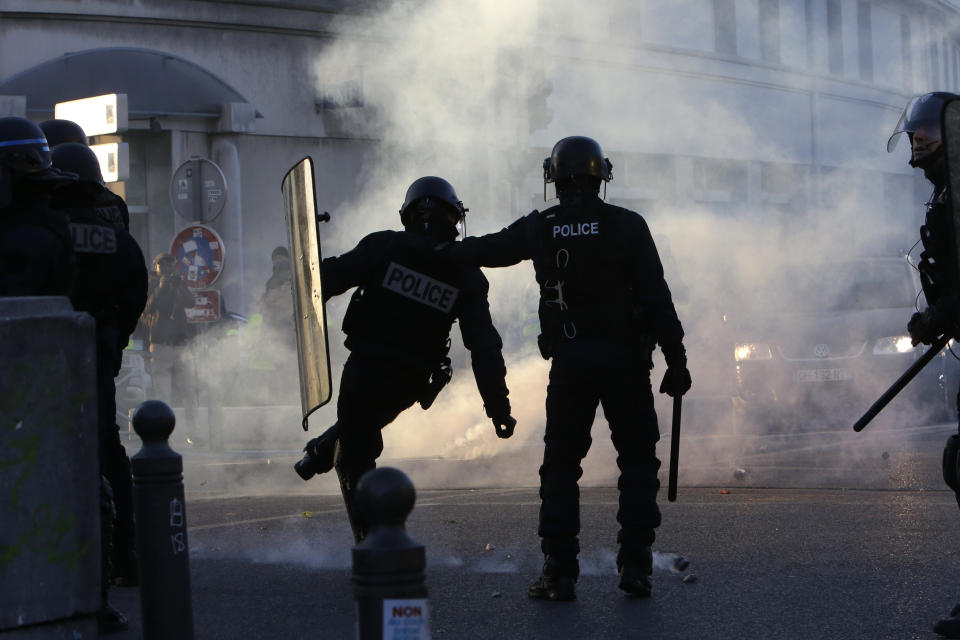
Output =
[{"x1": 130, "y1": 0, "x2": 960, "y2": 500}]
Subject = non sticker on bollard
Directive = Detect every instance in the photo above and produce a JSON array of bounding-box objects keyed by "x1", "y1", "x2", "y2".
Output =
[{"x1": 382, "y1": 599, "x2": 430, "y2": 639}]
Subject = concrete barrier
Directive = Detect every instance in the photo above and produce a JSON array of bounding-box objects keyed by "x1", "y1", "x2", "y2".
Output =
[{"x1": 0, "y1": 297, "x2": 99, "y2": 637}]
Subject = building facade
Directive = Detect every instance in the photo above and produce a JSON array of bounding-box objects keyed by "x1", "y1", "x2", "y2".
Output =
[{"x1": 1, "y1": 0, "x2": 957, "y2": 317}]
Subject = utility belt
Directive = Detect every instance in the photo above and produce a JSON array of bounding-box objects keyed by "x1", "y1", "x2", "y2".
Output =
[
  {"x1": 419, "y1": 338, "x2": 452, "y2": 410},
  {"x1": 537, "y1": 296, "x2": 645, "y2": 359}
]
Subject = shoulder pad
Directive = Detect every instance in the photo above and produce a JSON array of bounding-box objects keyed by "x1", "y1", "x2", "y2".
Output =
[{"x1": 538, "y1": 205, "x2": 561, "y2": 218}]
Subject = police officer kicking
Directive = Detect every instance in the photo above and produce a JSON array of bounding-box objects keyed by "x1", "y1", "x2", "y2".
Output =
[
  {"x1": 888, "y1": 92, "x2": 960, "y2": 638},
  {"x1": 294, "y1": 176, "x2": 516, "y2": 543},
  {"x1": 445, "y1": 136, "x2": 691, "y2": 600}
]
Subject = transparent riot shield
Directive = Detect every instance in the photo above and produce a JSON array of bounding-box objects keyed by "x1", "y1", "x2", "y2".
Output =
[{"x1": 281, "y1": 157, "x2": 332, "y2": 430}]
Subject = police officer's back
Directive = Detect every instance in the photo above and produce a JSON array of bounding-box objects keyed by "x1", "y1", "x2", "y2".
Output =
[
  {"x1": 51, "y1": 142, "x2": 146, "y2": 362},
  {"x1": 0, "y1": 117, "x2": 75, "y2": 296},
  {"x1": 446, "y1": 136, "x2": 691, "y2": 601},
  {"x1": 50, "y1": 140, "x2": 147, "y2": 632}
]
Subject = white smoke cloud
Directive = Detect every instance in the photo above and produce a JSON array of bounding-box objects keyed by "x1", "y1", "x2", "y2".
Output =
[{"x1": 153, "y1": 0, "x2": 960, "y2": 498}]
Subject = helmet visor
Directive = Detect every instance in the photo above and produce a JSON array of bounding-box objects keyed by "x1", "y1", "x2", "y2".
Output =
[
  {"x1": 887, "y1": 94, "x2": 948, "y2": 152},
  {"x1": 0, "y1": 138, "x2": 51, "y2": 174}
]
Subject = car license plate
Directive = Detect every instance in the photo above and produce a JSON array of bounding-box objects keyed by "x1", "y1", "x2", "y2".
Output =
[
  {"x1": 794, "y1": 368, "x2": 852, "y2": 383},
  {"x1": 793, "y1": 369, "x2": 853, "y2": 382}
]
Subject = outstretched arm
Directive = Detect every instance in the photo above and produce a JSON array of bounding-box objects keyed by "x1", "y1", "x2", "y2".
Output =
[{"x1": 447, "y1": 213, "x2": 537, "y2": 269}]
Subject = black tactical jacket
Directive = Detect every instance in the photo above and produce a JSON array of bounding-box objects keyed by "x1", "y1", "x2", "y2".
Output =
[
  {"x1": 450, "y1": 194, "x2": 685, "y2": 364},
  {"x1": 322, "y1": 229, "x2": 510, "y2": 418},
  {"x1": 57, "y1": 184, "x2": 147, "y2": 366},
  {"x1": 0, "y1": 188, "x2": 75, "y2": 297},
  {"x1": 918, "y1": 188, "x2": 960, "y2": 335}
]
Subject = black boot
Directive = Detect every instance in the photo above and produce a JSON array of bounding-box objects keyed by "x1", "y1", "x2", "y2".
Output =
[
  {"x1": 618, "y1": 564, "x2": 652, "y2": 597},
  {"x1": 618, "y1": 546, "x2": 653, "y2": 597},
  {"x1": 294, "y1": 424, "x2": 339, "y2": 481},
  {"x1": 528, "y1": 556, "x2": 577, "y2": 601},
  {"x1": 934, "y1": 603, "x2": 960, "y2": 638}
]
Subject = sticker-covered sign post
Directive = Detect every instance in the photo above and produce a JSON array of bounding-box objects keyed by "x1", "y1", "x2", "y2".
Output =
[
  {"x1": 170, "y1": 224, "x2": 225, "y2": 290},
  {"x1": 353, "y1": 468, "x2": 431, "y2": 640},
  {"x1": 130, "y1": 401, "x2": 195, "y2": 640},
  {"x1": 185, "y1": 289, "x2": 221, "y2": 324}
]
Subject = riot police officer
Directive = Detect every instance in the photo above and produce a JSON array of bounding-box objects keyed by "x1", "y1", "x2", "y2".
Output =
[
  {"x1": 40, "y1": 120, "x2": 130, "y2": 231},
  {"x1": 38, "y1": 118, "x2": 87, "y2": 147},
  {"x1": 0, "y1": 117, "x2": 74, "y2": 295},
  {"x1": 0, "y1": 118, "x2": 131, "y2": 632},
  {"x1": 889, "y1": 92, "x2": 960, "y2": 638},
  {"x1": 294, "y1": 176, "x2": 516, "y2": 543},
  {"x1": 445, "y1": 136, "x2": 691, "y2": 600},
  {"x1": 50, "y1": 141, "x2": 148, "y2": 594}
]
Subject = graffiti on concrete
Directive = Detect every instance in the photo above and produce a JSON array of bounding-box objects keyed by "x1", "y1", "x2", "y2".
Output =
[{"x1": 1, "y1": 353, "x2": 95, "y2": 570}]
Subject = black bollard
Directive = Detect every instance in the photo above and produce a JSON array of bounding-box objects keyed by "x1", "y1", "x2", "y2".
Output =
[
  {"x1": 131, "y1": 400, "x2": 195, "y2": 640},
  {"x1": 353, "y1": 467, "x2": 431, "y2": 639}
]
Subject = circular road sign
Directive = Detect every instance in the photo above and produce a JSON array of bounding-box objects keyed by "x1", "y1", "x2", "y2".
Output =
[
  {"x1": 170, "y1": 157, "x2": 227, "y2": 222},
  {"x1": 170, "y1": 224, "x2": 225, "y2": 289}
]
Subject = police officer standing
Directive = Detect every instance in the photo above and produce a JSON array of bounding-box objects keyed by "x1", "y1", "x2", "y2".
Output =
[
  {"x1": 49, "y1": 139, "x2": 148, "y2": 632},
  {"x1": 50, "y1": 141, "x2": 148, "y2": 568},
  {"x1": 40, "y1": 119, "x2": 130, "y2": 230},
  {"x1": 294, "y1": 176, "x2": 516, "y2": 543},
  {"x1": 0, "y1": 117, "x2": 74, "y2": 296},
  {"x1": 446, "y1": 137, "x2": 691, "y2": 600},
  {"x1": 888, "y1": 92, "x2": 960, "y2": 638}
]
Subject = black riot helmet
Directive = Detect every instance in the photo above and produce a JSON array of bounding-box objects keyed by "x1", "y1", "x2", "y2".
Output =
[
  {"x1": 543, "y1": 136, "x2": 612, "y2": 200},
  {"x1": 0, "y1": 117, "x2": 69, "y2": 208},
  {"x1": 39, "y1": 119, "x2": 88, "y2": 147},
  {"x1": 399, "y1": 176, "x2": 468, "y2": 238},
  {"x1": 0, "y1": 117, "x2": 53, "y2": 176},
  {"x1": 887, "y1": 92, "x2": 960, "y2": 168},
  {"x1": 51, "y1": 142, "x2": 104, "y2": 185}
]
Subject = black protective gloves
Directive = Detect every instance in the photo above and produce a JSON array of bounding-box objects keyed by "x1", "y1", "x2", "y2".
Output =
[
  {"x1": 492, "y1": 415, "x2": 517, "y2": 439},
  {"x1": 908, "y1": 307, "x2": 944, "y2": 346},
  {"x1": 659, "y1": 366, "x2": 692, "y2": 398},
  {"x1": 659, "y1": 343, "x2": 692, "y2": 398}
]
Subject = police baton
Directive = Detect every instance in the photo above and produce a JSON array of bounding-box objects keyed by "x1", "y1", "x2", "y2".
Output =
[
  {"x1": 853, "y1": 335, "x2": 950, "y2": 432},
  {"x1": 668, "y1": 395, "x2": 682, "y2": 502}
]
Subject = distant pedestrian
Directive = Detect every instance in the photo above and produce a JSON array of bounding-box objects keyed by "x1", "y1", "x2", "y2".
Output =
[{"x1": 143, "y1": 253, "x2": 197, "y2": 427}]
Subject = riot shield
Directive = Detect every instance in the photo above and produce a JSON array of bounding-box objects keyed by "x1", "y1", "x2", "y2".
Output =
[{"x1": 281, "y1": 157, "x2": 332, "y2": 430}]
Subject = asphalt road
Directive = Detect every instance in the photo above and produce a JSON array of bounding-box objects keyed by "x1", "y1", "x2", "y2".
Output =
[{"x1": 104, "y1": 422, "x2": 960, "y2": 640}]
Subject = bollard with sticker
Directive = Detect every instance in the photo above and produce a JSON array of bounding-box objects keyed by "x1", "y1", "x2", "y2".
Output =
[
  {"x1": 353, "y1": 467, "x2": 431, "y2": 640},
  {"x1": 131, "y1": 400, "x2": 195, "y2": 640}
]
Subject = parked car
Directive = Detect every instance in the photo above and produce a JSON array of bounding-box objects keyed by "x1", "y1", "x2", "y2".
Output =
[{"x1": 730, "y1": 256, "x2": 957, "y2": 432}]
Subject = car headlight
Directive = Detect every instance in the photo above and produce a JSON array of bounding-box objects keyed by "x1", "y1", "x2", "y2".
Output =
[
  {"x1": 734, "y1": 343, "x2": 773, "y2": 361},
  {"x1": 873, "y1": 335, "x2": 916, "y2": 355}
]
